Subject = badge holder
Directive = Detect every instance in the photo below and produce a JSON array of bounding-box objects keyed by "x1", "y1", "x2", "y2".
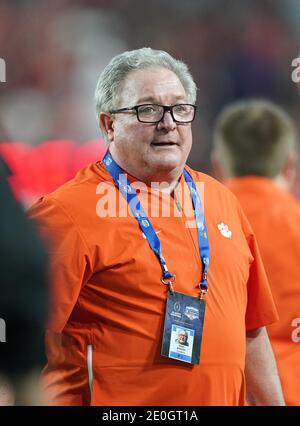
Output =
[{"x1": 161, "y1": 276, "x2": 206, "y2": 365}]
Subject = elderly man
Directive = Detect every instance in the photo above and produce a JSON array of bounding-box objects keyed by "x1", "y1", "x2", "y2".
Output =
[
  {"x1": 212, "y1": 99, "x2": 300, "y2": 405},
  {"x1": 30, "y1": 48, "x2": 284, "y2": 406}
]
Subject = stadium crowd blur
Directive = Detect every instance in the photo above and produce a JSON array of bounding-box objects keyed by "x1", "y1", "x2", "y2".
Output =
[{"x1": 0, "y1": 0, "x2": 300, "y2": 205}]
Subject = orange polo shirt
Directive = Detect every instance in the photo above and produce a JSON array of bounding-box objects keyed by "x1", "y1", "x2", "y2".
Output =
[
  {"x1": 29, "y1": 161, "x2": 278, "y2": 406},
  {"x1": 227, "y1": 176, "x2": 300, "y2": 406}
]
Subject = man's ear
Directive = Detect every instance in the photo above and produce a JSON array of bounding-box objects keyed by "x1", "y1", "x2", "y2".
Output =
[
  {"x1": 281, "y1": 151, "x2": 298, "y2": 189},
  {"x1": 99, "y1": 112, "x2": 114, "y2": 142}
]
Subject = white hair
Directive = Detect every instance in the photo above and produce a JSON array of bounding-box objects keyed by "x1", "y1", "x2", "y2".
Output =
[{"x1": 94, "y1": 47, "x2": 197, "y2": 139}]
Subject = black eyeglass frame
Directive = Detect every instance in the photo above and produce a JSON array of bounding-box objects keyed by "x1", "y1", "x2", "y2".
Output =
[{"x1": 109, "y1": 104, "x2": 197, "y2": 124}]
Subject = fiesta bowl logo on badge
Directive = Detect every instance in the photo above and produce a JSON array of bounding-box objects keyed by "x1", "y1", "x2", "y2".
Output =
[{"x1": 184, "y1": 306, "x2": 199, "y2": 320}]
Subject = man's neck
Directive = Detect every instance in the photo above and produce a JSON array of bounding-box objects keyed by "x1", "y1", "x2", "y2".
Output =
[
  {"x1": 108, "y1": 149, "x2": 183, "y2": 193},
  {"x1": 148, "y1": 176, "x2": 181, "y2": 193},
  {"x1": 128, "y1": 169, "x2": 182, "y2": 194},
  {"x1": 273, "y1": 174, "x2": 291, "y2": 191}
]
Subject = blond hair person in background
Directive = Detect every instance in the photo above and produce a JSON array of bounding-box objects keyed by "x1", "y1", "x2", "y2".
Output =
[{"x1": 212, "y1": 99, "x2": 300, "y2": 405}]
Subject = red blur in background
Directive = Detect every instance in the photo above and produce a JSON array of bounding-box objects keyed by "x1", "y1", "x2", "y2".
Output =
[{"x1": 0, "y1": 139, "x2": 106, "y2": 207}]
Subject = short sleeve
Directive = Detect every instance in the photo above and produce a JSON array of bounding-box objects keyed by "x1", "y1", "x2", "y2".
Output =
[
  {"x1": 238, "y1": 205, "x2": 279, "y2": 330},
  {"x1": 29, "y1": 196, "x2": 92, "y2": 333}
]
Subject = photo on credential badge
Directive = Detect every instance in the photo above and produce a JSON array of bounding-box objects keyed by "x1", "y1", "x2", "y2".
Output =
[
  {"x1": 168, "y1": 325, "x2": 194, "y2": 362},
  {"x1": 161, "y1": 292, "x2": 206, "y2": 365}
]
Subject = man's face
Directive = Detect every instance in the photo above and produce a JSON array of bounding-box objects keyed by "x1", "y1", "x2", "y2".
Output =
[
  {"x1": 178, "y1": 331, "x2": 187, "y2": 345},
  {"x1": 108, "y1": 66, "x2": 193, "y2": 181}
]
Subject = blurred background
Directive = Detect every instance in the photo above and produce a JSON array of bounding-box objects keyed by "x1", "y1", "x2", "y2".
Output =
[{"x1": 0, "y1": 0, "x2": 300, "y2": 205}]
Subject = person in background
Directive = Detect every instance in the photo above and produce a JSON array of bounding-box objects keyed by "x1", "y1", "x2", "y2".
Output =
[
  {"x1": 0, "y1": 155, "x2": 48, "y2": 405},
  {"x1": 212, "y1": 99, "x2": 300, "y2": 405},
  {"x1": 30, "y1": 48, "x2": 284, "y2": 406}
]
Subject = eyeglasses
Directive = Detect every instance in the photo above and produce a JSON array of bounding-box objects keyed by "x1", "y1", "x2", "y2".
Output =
[{"x1": 109, "y1": 104, "x2": 197, "y2": 124}]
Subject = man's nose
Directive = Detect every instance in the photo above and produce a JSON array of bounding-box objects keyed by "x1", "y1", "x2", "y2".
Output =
[{"x1": 156, "y1": 110, "x2": 176, "y2": 131}]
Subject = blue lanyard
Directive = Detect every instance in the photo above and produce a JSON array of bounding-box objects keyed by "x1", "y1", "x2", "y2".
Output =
[
  {"x1": 103, "y1": 150, "x2": 210, "y2": 295},
  {"x1": 183, "y1": 168, "x2": 210, "y2": 293}
]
